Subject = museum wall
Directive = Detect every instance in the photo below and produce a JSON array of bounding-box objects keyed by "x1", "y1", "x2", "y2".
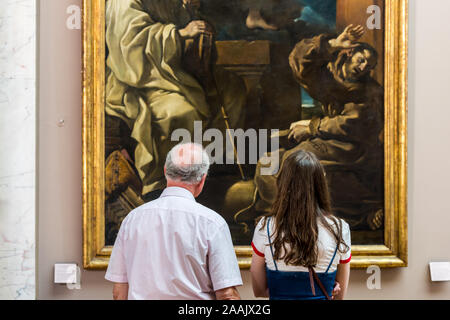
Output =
[{"x1": 36, "y1": 0, "x2": 450, "y2": 299}]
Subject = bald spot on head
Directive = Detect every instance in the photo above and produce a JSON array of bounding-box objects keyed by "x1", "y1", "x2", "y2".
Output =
[{"x1": 171, "y1": 143, "x2": 204, "y2": 167}]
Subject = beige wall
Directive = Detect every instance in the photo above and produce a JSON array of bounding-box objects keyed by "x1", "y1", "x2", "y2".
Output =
[{"x1": 38, "y1": 0, "x2": 450, "y2": 299}]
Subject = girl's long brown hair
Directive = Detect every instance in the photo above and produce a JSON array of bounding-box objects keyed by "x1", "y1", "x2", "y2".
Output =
[{"x1": 263, "y1": 150, "x2": 349, "y2": 267}]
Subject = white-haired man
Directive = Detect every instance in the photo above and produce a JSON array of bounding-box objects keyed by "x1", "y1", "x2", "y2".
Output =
[{"x1": 105, "y1": 143, "x2": 243, "y2": 300}]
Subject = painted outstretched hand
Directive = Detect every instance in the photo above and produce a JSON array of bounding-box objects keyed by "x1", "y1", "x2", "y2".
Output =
[{"x1": 330, "y1": 24, "x2": 365, "y2": 49}]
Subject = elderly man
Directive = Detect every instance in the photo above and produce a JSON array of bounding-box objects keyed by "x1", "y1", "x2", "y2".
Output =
[{"x1": 105, "y1": 143, "x2": 243, "y2": 300}]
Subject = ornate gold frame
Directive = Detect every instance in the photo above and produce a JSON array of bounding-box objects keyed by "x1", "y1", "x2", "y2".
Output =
[{"x1": 82, "y1": 0, "x2": 408, "y2": 269}]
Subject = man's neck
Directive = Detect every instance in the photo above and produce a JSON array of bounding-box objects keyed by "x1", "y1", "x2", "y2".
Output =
[{"x1": 166, "y1": 181, "x2": 196, "y2": 197}]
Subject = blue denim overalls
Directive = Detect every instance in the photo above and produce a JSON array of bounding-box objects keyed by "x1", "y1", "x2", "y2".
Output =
[{"x1": 265, "y1": 217, "x2": 339, "y2": 300}]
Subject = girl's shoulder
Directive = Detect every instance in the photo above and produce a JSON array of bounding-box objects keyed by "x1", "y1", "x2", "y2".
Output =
[
  {"x1": 254, "y1": 215, "x2": 275, "y2": 237},
  {"x1": 256, "y1": 215, "x2": 272, "y2": 226}
]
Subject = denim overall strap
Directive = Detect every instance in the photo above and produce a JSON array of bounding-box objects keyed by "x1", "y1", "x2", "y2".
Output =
[
  {"x1": 267, "y1": 217, "x2": 278, "y2": 271},
  {"x1": 325, "y1": 243, "x2": 339, "y2": 273}
]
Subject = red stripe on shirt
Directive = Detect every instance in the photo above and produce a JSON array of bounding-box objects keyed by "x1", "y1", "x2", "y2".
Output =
[
  {"x1": 340, "y1": 254, "x2": 352, "y2": 264},
  {"x1": 251, "y1": 242, "x2": 265, "y2": 257}
]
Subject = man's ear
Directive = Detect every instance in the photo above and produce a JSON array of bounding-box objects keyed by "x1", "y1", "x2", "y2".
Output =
[
  {"x1": 163, "y1": 166, "x2": 166, "y2": 175},
  {"x1": 199, "y1": 174, "x2": 207, "y2": 189},
  {"x1": 194, "y1": 174, "x2": 207, "y2": 197}
]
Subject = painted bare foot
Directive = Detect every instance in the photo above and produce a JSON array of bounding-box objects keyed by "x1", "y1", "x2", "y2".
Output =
[
  {"x1": 246, "y1": 9, "x2": 278, "y2": 30},
  {"x1": 367, "y1": 209, "x2": 384, "y2": 230}
]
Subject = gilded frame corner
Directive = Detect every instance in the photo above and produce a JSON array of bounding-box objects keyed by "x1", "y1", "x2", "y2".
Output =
[{"x1": 82, "y1": 0, "x2": 408, "y2": 270}]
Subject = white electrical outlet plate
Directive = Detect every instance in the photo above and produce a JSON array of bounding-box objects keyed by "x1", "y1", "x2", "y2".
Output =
[{"x1": 429, "y1": 262, "x2": 450, "y2": 282}]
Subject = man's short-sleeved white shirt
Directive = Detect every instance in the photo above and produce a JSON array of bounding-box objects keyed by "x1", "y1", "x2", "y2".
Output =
[
  {"x1": 252, "y1": 216, "x2": 352, "y2": 272},
  {"x1": 105, "y1": 187, "x2": 243, "y2": 300}
]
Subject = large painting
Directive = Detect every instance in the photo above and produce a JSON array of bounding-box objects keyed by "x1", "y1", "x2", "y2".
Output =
[{"x1": 83, "y1": 0, "x2": 408, "y2": 269}]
